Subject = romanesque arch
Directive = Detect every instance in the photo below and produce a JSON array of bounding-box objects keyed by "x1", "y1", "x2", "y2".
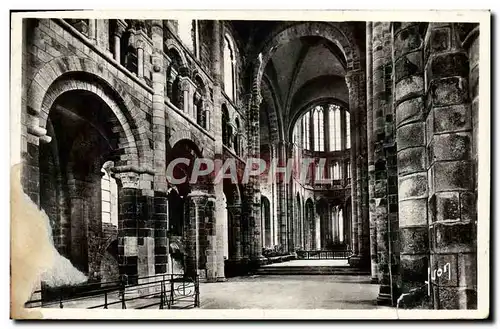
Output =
[
  {"x1": 252, "y1": 21, "x2": 361, "y2": 87},
  {"x1": 27, "y1": 56, "x2": 150, "y2": 170}
]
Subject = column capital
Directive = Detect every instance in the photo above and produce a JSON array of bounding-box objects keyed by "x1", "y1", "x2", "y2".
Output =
[
  {"x1": 113, "y1": 171, "x2": 140, "y2": 189},
  {"x1": 179, "y1": 76, "x2": 197, "y2": 93},
  {"x1": 114, "y1": 19, "x2": 128, "y2": 37},
  {"x1": 134, "y1": 29, "x2": 152, "y2": 47}
]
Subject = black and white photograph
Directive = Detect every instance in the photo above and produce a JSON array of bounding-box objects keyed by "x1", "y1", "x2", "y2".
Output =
[{"x1": 8, "y1": 9, "x2": 490, "y2": 319}]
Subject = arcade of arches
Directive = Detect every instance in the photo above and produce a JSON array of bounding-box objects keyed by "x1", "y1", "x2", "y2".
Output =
[{"x1": 21, "y1": 18, "x2": 479, "y2": 309}]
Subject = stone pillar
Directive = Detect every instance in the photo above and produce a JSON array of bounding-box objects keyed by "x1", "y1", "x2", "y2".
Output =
[
  {"x1": 227, "y1": 204, "x2": 242, "y2": 261},
  {"x1": 136, "y1": 40, "x2": 144, "y2": 79},
  {"x1": 366, "y1": 22, "x2": 378, "y2": 283},
  {"x1": 393, "y1": 22, "x2": 429, "y2": 298},
  {"x1": 151, "y1": 19, "x2": 169, "y2": 275},
  {"x1": 113, "y1": 20, "x2": 127, "y2": 62},
  {"x1": 184, "y1": 192, "x2": 218, "y2": 281},
  {"x1": 88, "y1": 19, "x2": 97, "y2": 43},
  {"x1": 371, "y1": 22, "x2": 395, "y2": 305},
  {"x1": 276, "y1": 141, "x2": 288, "y2": 250},
  {"x1": 114, "y1": 171, "x2": 155, "y2": 285},
  {"x1": 346, "y1": 69, "x2": 369, "y2": 268},
  {"x1": 184, "y1": 195, "x2": 199, "y2": 280},
  {"x1": 425, "y1": 23, "x2": 477, "y2": 309},
  {"x1": 349, "y1": 102, "x2": 359, "y2": 257},
  {"x1": 211, "y1": 20, "x2": 227, "y2": 280},
  {"x1": 247, "y1": 85, "x2": 265, "y2": 264}
]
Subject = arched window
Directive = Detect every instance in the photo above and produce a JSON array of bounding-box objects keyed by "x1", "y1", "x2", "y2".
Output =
[
  {"x1": 334, "y1": 162, "x2": 341, "y2": 180},
  {"x1": 205, "y1": 109, "x2": 211, "y2": 131},
  {"x1": 338, "y1": 208, "x2": 344, "y2": 243},
  {"x1": 101, "y1": 162, "x2": 118, "y2": 227},
  {"x1": 294, "y1": 102, "x2": 350, "y2": 152},
  {"x1": 166, "y1": 48, "x2": 183, "y2": 108},
  {"x1": 302, "y1": 112, "x2": 310, "y2": 149},
  {"x1": 177, "y1": 19, "x2": 194, "y2": 52},
  {"x1": 223, "y1": 34, "x2": 236, "y2": 100},
  {"x1": 313, "y1": 106, "x2": 324, "y2": 151},
  {"x1": 329, "y1": 161, "x2": 341, "y2": 180},
  {"x1": 222, "y1": 105, "x2": 230, "y2": 146},
  {"x1": 194, "y1": 76, "x2": 205, "y2": 128},
  {"x1": 345, "y1": 111, "x2": 351, "y2": 149},
  {"x1": 329, "y1": 104, "x2": 342, "y2": 151}
]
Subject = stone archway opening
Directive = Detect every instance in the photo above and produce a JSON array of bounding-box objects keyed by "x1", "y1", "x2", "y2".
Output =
[
  {"x1": 39, "y1": 88, "x2": 126, "y2": 282},
  {"x1": 166, "y1": 139, "x2": 203, "y2": 275}
]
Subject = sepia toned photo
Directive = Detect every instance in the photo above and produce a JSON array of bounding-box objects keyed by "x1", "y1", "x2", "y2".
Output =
[{"x1": 9, "y1": 10, "x2": 490, "y2": 320}]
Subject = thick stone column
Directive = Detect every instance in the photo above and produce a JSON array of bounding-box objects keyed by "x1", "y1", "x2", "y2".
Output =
[
  {"x1": 210, "y1": 20, "x2": 227, "y2": 280},
  {"x1": 249, "y1": 90, "x2": 265, "y2": 263},
  {"x1": 276, "y1": 141, "x2": 288, "y2": 250},
  {"x1": 150, "y1": 19, "x2": 169, "y2": 275},
  {"x1": 184, "y1": 195, "x2": 199, "y2": 280},
  {"x1": 425, "y1": 23, "x2": 477, "y2": 309},
  {"x1": 393, "y1": 22, "x2": 428, "y2": 297},
  {"x1": 115, "y1": 171, "x2": 155, "y2": 285},
  {"x1": 366, "y1": 22, "x2": 378, "y2": 283},
  {"x1": 349, "y1": 109, "x2": 359, "y2": 256},
  {"x1": 185, "y1": 192, "x2": 218, "y2": 281},
  {"x1": 227, "y1": 204, "x2": 242, "y2": 261},
  {"x1": 371, "y1": 22, "x2": 395, "y2": 305},
  {"x1": 346, "y1": 69, "x2": 369, "y2": 268}
]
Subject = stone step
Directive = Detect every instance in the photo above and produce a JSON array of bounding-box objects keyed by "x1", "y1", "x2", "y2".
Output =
[{"x1": 256, "y1": 266, "x2": 370, "y2": 276}]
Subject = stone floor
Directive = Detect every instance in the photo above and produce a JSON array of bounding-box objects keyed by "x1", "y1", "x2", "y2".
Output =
[
  {"x1": 200, "y1": 274, "x2": 389, "y2": 309},
  {"x1": 263, "y1": 259, "x2": 349, "y2": 267}
]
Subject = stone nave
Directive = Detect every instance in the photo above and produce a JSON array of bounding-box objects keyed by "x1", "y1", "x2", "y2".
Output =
[{"x1": 19, "y1": 17, "x2": 479, "y2": 310}]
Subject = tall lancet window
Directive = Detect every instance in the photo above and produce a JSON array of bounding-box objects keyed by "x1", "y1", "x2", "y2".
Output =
[
  {"x1": 346, "y1": 111, "x2": 351, "y2": 149},
  {"x1": 338, "y1": 208, "x2": 344, "y2": 243},
  {"x1": 101, "y1": 162, "x2": 118, "y2": 227},
  {"x1": 302, "y1": 113, "x2": 310, "y2": 149},
  {"x1": 328, "y1": 104, "x2": 342, "y2": 151},
  {"x1": 313, "y1": 106, "x2": 324, "y2": 151},
  {"x1": 223, "y1": 34, "x2": 236, "y2": 100},
  {"x1": 333, "y1": 162, "x2": 341, "y2": 180}
]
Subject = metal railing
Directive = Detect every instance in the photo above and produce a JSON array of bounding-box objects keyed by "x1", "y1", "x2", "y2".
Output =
[
  {"x1": 25, "y1": 274, "x2": 199, "y2": 310},
  {"x1": 298, "y1": 250, "x2": 352, "y2": 260}
]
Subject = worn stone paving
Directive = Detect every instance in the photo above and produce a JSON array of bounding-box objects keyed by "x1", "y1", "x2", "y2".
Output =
[{"x1": 199, "y1": 275, "x2": 391, "y2": 309}]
